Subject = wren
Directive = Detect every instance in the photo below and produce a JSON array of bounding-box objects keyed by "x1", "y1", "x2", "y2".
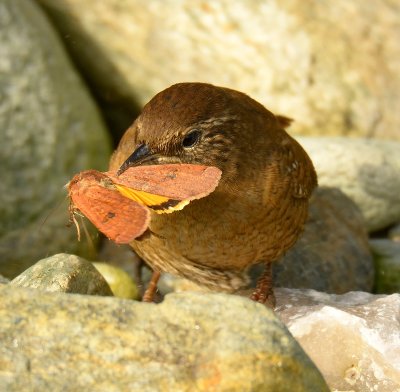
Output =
[{"x1": 109, "y1": 83, "x2": 317, "y2": 306}]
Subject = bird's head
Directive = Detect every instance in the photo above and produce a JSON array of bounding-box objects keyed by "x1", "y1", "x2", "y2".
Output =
[{"x1": 111, "y1": 83, "x2": 283, "y2": 185}]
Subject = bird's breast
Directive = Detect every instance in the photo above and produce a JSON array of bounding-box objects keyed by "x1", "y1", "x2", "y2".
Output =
[{"x1": 131, "y1": 186, "x2": 307, "y2": 276}]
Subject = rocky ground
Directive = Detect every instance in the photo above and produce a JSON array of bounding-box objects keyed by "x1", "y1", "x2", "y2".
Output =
[{"x1": 1, "y1": 0, "x2": 399, "y2": 391}]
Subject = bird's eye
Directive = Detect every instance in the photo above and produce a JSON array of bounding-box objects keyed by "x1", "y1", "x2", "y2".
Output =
[{"x1": 182, "y1": 129, "x2": 201, "y2": 148}]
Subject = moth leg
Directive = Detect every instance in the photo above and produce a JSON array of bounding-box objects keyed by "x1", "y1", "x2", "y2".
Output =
[
  {"x1": 142, "y1": 270, "x2": 161, "y2": 302},
  {"x1": 250, "y1": 262, "x2": 276, "y2": 309}
]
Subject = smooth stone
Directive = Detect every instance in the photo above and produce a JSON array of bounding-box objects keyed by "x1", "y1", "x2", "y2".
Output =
[
  {"x1": 93, "y1": 262, "x2": 139, "y2": 299},
  {"x1": 299, "y1": 137, "x2": 400, "y2": 232},
  {"x1": 0, "y1": 0, "x2": 111, "y2": 278},
  {"x1": 37, "y1": 0, "x2": 400, "y2": 140},
  {"x1": 0, "y1": 286, "x2": 329, "y2": 391},
  {"x1": 273, "y1": 186, "x2": 374, "y2": 293},
  {"x1": 10, "y1": 253, "x2": 113, "y2": 296},
  {"x1": 0, "y1": 275, "x2": 10, "y2": 284},
  {"x1": 389, "y1": 222, "x2": 400, "y2": 242},
  {"x1": 276, "y1": 288, "x2": 400, "y2": 392},
  {"x1": 370, "y1": 239, "x2": 400, "y2": 294}
]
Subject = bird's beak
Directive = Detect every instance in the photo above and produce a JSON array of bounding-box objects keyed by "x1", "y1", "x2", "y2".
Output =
[{"x1": 117, "y1": 143, "x2": 159, "y2": 175}]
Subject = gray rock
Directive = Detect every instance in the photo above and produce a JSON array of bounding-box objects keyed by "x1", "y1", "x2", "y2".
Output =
[
  {"x1": 0, "y1": 275, "x2": 10, "y2": 284},
  {"x1": 0, "y1": 285, "x2": 329, "y2": 391},
  {"x1": 389, "y1": 222, "x2": 400, "y2": 242},
  {"x1": 276, "y1": 289, "x2": 400, "y2": 392},
  {"x1": 370, "y1": 239, "x2": 400, "y2": 294},
  {"x1": 299, "y1": 137, "x2": 400, "y2": 231},
  {"x1": 37, "y1": 0, "x2": 400, "y2": 140},
  {"x1": 10, "y1": 253, "x2": 113, "y2": 296},
  {"x1": 0, "y1": 0, "x2": 111, "y2": 278},
  {"x1": 272, "y1": 186, "x2": 374, "y2": 293}
]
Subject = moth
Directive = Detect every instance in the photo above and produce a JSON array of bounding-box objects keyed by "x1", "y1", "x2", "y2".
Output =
[{"x1": 68, "y1": 164, "x2": 222, "y2": 244}]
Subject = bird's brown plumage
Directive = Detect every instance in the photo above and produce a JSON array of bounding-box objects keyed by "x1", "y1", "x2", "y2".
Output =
[{"x1": 109, "y1": 83, "x2": 317, "y2": 297}]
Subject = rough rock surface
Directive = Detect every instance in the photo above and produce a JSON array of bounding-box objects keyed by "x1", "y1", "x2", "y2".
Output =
[
  {"x1": 276, "y1": 289, "x2": 400, "y2": 392},
  {"x1": 0, "y1": 0, "x2": 111, "y2": 278},
  {"x1": 10, "y1": 253, "x2": 112, "y2": 296},
  {"x1": 37, "y1": 0, "x2": 400, "y2": 139},
  {"x1": 300, "y1": 137, "x2": 400, "y2": 231},
  {"x1": 370, "y1": 239, "x2": 400, "y2": 294},
  {"x1": 0, "y1": 286, "x2": 329, "y2": 391}
]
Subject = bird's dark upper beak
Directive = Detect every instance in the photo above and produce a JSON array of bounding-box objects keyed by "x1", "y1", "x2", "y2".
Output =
[{"x1": 117, "y1": 143, "x2": 157, "y2": 175}]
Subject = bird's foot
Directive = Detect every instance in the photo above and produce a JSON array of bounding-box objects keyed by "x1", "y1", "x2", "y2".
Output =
[
  {"x1": 250, "y1": 287, "x2": 276, "y2": 308},
  {"x1": 142, "y1": 270, "x2": 161, "y2": 302},
  {"x1": 250, "y1": 262, "x2": 276, "y2": 309}
]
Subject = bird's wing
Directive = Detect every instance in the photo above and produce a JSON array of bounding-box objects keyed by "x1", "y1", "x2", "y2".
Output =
[
  {"x1": 281, "y1": 135, "x2": 318, "y2": 199},
  {"x1": 275, "y1": 115, "x2": 294, "y2": 129}
]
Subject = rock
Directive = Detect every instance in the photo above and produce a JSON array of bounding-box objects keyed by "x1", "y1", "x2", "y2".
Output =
[
  {"x1": 273, "y1": 186, "x2": 374, "y2": 293},
  {"x1": 0, "y1": 275, "x2": 10, "y2": 284},
  {"x1": 0, "y1": 286, "x2": 329, "y2": 391},
  {"x1": 275, "y1": 288, "x2": 400, "y2": 392},
  {"x1": 370, "y1": 239, "x2": 400, "y2": 294},
  {"x1": 389, "y1": 222, "x2": 400, "y2": 242},
  {"x1": 158, "y1": 272, "x2": 206, "y2": 296},
  {"x1": 0, "y1": 0, "x2": 111, "y2": 278},
  {"x1": 97, "y1": 240, "x2": 142, "y2": 281},
  {"x1": 37, "y1": 0, "x2": 400, "y2": 140},
  {"x1": 10, "y1": 254, "x2": 113, "y2": 296},
  {"x1": 93, "y1": 262, "x2": 139, "y2": 299},
  {"x1": 299, "y1": 137, "x2": 400, "y2": 232}
]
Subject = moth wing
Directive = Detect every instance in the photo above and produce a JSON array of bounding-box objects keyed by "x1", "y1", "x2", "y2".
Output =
[
  {"x1": 107, "y1": 164, "x2": 222, "y2": 201},
  {"x1": 114, "y1": 184, "x2": 189, "y2": 214},
  {"x1": 68, "y1": 170, "x2": 150, "y2": 244}
]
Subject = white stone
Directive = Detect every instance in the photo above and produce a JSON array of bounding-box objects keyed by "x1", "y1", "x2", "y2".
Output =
[
  {"x1": 299, "y1": 137, "x2": 400, "y2": 231},
  {"x1": 276, "y1": 288, "x2": 400, "y2": 392}
]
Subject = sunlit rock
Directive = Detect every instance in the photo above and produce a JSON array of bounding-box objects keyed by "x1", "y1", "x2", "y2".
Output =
[{"x1": 276, "y1": 288, "x2": 400, "y2": 392}]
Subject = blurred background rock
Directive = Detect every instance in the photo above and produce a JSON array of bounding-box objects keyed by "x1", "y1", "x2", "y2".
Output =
[
  {"x1": 36, "y1": 0, "x2": 400, "y2": 142},
  {"x1": 0, "y1": 0, "x2": 111, "y2": 277}
]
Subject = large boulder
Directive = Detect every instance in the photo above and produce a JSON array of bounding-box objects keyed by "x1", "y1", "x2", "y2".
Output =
[
  {"x1": 0, "y1": 286, "x2": 329, "y2": 391},
  {"x1": 37, "y1": 0, "x2": 400, "y2": 139},
  {"x1": 0, "y1": 0, "x2": 111, "y2": 277}
]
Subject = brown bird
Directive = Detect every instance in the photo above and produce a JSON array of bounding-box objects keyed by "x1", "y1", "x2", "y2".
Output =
[{"x1": 109, "y1": 83, "x2": 317, "y2": 306}]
